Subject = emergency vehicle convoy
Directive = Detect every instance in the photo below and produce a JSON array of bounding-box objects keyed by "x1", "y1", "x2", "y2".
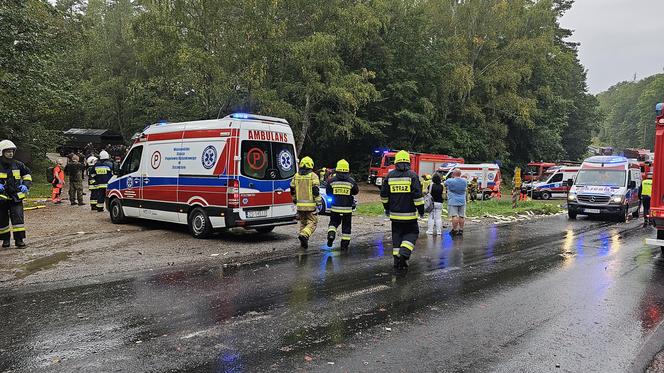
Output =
[
  {"x1": 368, "y1": 151, "x2": 464, "y2": 187},
  {"x1": 529, "y1": 165, "x2": 580, "y2": 200},
  {"x1": 436, "y1": 163, "x2": 502, "y2": 199},
  {"x1": 106, "y1": 113, "x2": 298, "y2": 238},
  {"x1": 567, "y1": 156, "x2": 642, "y2": 222}
]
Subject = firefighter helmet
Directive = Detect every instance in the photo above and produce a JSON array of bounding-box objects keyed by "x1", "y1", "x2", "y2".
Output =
[
  {"x1": 299, "y1": 156, "x2": 314, "y2": 169},
  {"x1": 395, "y1": 150, "x2": 410, "y2": 164},
  {"x1": 0, "y1": 140, "x2": 17, "y2": 154},
  {"x1": 87, "y1": 156, "x2": 98, "y2": 166},
  {"x1": 99, "y1": 150, "x2": 110, "y2": 160},
  {"x1": 336, "y1": 159, "x2": 350, "y2": 173},
  {"x1": 423, "y1": 174, "x2": 432, "y2": 180}
]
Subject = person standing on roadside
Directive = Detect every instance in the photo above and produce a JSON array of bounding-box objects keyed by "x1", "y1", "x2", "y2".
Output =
[
  {"x1": 444, "y1": 169, "x2": 468, "y2": 236},
  {"x1": 64, "y1": 155, "x2": 86, "y2": 206},
  {"x1": 642, "y1": 177, "x2": 652, "y2": 227},
  {"x1": 0, "y1": 140, "x2": 32, "y2": 248},
  {"x1": 426, "y1": 174, "x2": 444, "y2": 235},
  {"x1": 468, "y1": 176, "x2": 478, "y2": 202},
  {"x1": 90, "y1": 151, "x2": 113, "y2": 212},
  {"x1": 51, "y1": 159, "x2": 65, "y2": 204},
  {"x1": 86, "y1": 156, "x2": 99, "y2": 211},
  {"x1": 326, "y1": 159, "x2": 359, "y2": 250}
]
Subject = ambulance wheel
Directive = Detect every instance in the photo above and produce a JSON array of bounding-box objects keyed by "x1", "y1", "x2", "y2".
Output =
[
  {"x1": 541, "y1": 191, "x2": 552, "y2": 200},
  {"x1": 109, "y1": 198, "x2": 127, "y2": 224},
  {"x1": 568, "y1": 211, "x2": 577, "y2": 220},
  {"x1": 618, "y1": 206, "x2": 628, "y2": 223},
  {"x1": 188, "y1": 207, "x2": 212, "y2": 239},
  {"x1": 483, "y1": 192, "x2": 492, "y2": 200},
  {"x1": 255, "y1": 226, "x2": 275, "y2": 234}
]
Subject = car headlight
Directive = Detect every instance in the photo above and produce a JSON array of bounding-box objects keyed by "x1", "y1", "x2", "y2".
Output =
[
  {"x1": 568, "y1": 193, "x2": 576, "y2": 201},
  {"x1": 611, "y1": 195, "x2": 624, "y2": 203}
]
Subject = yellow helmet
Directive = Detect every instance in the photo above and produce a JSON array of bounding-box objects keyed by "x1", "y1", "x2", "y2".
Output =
[
  {"x1": 395, "y1": 150, "x2": 410, "y2": 164},
  {"x1": 424, "y1": 174, "x2": 432, "y2": 180},
  {"x1": 299, "y1": 156, "x2": 314, "y2": 169},
  {"x1": 336, "y1": 159, "x2": 350, "y2": 173}
]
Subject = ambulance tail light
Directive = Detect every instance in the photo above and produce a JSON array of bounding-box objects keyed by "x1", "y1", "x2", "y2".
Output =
[{"x1": 228, "y1": 179, "x2": 240, "y2": 208}]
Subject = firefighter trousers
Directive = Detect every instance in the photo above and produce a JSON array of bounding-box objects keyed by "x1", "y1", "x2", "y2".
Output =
[
  {"x1": 0, "y1": 200, "x2": 26, "y2": 241},
  {"x1": 96, "y1": 187, "x2": 106, "y2": 212},
  {"x1": 391, "y1": 220, "x2": 419, "y2": 259},
  {"x1": 297, "y1": 211, "x2": 318, "y2": 238},
  {"x1": 69, "y1": 181, "x2": 83, "y2": 204},
  {"x1": 89, "y1": 189, "x2": 98, "y2": 210},
  {"x1": 328, "y1": 212, "x2": 352, "y2": 243}
]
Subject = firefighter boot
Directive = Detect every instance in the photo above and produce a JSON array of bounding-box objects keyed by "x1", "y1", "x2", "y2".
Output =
[
  {"x1": 298, "y1": 235, "x2": 309, "y2": 249},
  {"x1": 393, "y1": 255, "x2": 399, "y2": 268},
  {"x1": 395, "y1": 255, "x2": 409, "y2": 270},
  {"x1": 2, "y1": 240, "x2": 9, "y2": 248},
  {"x1": 15, "y1": 240, "x2": 26, "y2": 249},
  {"x1": 327, "y1": 231, "x2": 335, "y2": 248},
  {"x1": 340, "y1": 240, "x2": 350, "y2": 251}
]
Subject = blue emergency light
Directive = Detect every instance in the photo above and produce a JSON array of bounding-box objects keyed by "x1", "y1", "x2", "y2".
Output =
[
  {"x1": 327, "y1": 197, "x2": 333, "y2": 203},
  {"x1": 656, "y1": 103, "x2": 663, "y2": 117},
  {"x1": 230, "y1": 113, "x2": 250, "y2": 119}
]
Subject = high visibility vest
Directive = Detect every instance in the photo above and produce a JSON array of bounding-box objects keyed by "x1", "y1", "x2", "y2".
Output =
[
  {"x1": 290, "y1": 172, "x2": 321, "y2": 212},
  {"x1": 642, "y1": 179, "x2": 652, "y2": 197}
]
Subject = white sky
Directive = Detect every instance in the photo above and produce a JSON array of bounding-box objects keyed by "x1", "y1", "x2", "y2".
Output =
[{"x1": 560, "y1": 0, "x2": 664, "y2": 94}]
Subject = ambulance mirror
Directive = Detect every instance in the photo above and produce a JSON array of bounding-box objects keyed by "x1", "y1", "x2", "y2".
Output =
[{"x1": 567, "y1": 179, "x2": 574, "y2": 187}]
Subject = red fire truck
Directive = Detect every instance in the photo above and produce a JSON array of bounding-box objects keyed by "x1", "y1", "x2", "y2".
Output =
[
  {"x1": 523, "y1": 162, "x2": 557, "y2": 182},
  {"x1": 368, "y1": 150, "x2": 464, "y2": 187},
  {"x1": 646, "y1": 103, "x2": 664, "y2": 252}
]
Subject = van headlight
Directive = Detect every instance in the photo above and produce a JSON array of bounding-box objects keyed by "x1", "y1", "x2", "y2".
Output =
[
  {"x1": 568, "y1": 193, "x2": 577, "y2": 201},
  {"x1": 611, "y1": 195, "x2": 624, "y2": 204}
]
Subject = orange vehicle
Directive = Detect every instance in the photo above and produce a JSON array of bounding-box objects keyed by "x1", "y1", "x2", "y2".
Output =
[{"x1": 368, "y1": 150, "x2": 464, "y2": 187}]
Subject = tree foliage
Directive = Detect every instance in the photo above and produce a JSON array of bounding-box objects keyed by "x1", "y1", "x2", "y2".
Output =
[
  {"x1": 596, "y1": 74, "x2": 664, "y2": 150},
  {"x1": 1, "y1": 0, "x2": 598, "y2": 171}
]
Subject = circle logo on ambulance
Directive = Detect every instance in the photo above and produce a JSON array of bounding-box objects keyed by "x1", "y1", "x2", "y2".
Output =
[
  {"x1": 126, "y1": 177, "x2": 133, "y2": 188},
  {"x1": 151, "y1": 151, "x2": 161, "y2": 169},
  {"x1": 487, "y1": 173, "x2": 495, "y2": 181},
  {"x1": 201, "y1": 146, "x2": 217, "y2": 169},
  {"x1": 277, "y1": 149, "x2": 293, "y2": 172}
]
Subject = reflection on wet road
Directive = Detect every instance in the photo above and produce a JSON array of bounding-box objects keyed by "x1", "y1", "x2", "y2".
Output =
[{"x1": 1, "y1": 216, "x2": 664, "y2": 372}]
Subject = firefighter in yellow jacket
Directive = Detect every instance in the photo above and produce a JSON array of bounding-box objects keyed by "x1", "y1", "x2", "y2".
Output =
[{"x1": 291, "y1": 156, "x2": 322, "y2": 248}]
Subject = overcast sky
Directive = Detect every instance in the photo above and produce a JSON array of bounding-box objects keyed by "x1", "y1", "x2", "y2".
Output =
[{"x1": 560, "y1": 0, "x2": 664, "y2": 94}]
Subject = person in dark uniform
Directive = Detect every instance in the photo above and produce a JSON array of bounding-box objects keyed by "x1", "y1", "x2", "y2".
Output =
[{"x1": 0, "y1": 140, "x2": 32, "y2": 248}]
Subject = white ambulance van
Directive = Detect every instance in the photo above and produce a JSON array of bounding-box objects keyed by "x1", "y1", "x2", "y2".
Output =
[
  {"x1": 530, "y1": 165, "x2": 580, "y2": 200},
  {"x1": 567, "y1": 156, "x2": 641, "y2": 222},
  {"x1": 106, "y1": 113, "x2": 298, "y2": 238},
  {"x1": 438, "y1": 163, "x2": 502, "y2": 200}
]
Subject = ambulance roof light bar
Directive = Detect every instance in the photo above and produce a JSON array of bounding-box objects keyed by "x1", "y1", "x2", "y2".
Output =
[{"x1": 226, "y1": 113, "x2": 289, "y2": 125}]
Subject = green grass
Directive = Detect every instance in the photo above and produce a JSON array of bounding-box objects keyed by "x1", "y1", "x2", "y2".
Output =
[
  {"x1": 26, "y1": 182, "x2": 52, "y2": 199},
  {"x1": 356, "y1": 199, "x2": 562, "y2": 218}
]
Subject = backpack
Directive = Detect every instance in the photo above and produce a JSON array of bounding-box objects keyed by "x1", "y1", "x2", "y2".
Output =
[
  {"x1": 424, "y1": 183, "x2": 434, "y2": 213},
  {"x1": 46, "y1": 166, "x2": 55, "y2": 184}
]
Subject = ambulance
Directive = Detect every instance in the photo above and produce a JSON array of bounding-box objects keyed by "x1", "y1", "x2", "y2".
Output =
[
  {"x1": 530, "y1": 165, "x2": 580, "y2": 200},
  {"x1": 437, "y1": 163, "x2": 502, "y2": 200},
  {"x1": 567, "y1": 156, "x2": 641, "y2": 222},
  {"x1": 106, "y1": 113, "x2": 298, "y2": 238}
]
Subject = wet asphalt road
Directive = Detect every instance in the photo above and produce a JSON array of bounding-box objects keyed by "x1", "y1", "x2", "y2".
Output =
[{"x1": 2, "y1": 216, "x2": 664, "y2": 372}]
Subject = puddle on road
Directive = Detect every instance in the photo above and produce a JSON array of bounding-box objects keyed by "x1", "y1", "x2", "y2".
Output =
[{"x1": 15, "y1": 252, "x2": 71, "y2": 279}]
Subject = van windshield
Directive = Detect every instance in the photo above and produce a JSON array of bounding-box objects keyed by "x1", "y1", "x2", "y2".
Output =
[
  {"x1": 241, "y1": 141, "x2": 296, "y2": 180},
  {"x1": 575, "y1": 170, "x2": 625, "y2": 187},
  {"x1": 370, "y1": 154, "x2": 382, "y2": 168}
]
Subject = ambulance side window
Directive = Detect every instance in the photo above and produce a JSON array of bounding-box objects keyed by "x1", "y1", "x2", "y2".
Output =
[
  {"x1": 549, "y1": 173, "x2": 563, "y2": 183},
  {"x1": 121, "y1": 146, "x2": 143, "y2": 176},
  {"x1": 273, "y1": 143, "x2": 296, "y2": 179}
]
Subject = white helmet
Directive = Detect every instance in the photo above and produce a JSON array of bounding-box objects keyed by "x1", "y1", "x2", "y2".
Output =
[
  {"x1": 99, "y1": 150, "x2": 110, "y2": 160},
  {"x1": 0, "y1": 140, "x2": 17, "y2": 154},
  {"x1": 87, "y1": 156, "x2": 98, "y2": 166}
]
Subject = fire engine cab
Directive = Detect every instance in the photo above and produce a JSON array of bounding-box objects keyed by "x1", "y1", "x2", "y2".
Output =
[
  {"x1": 646, "y1": 103, "x2": 664, "y2": 252},
  {"x1": 106, "y1": 113, "x2": 298, "y2": 238},
  {"x1": 368, "y1": 151, "x2": 464, "y2": 187}
]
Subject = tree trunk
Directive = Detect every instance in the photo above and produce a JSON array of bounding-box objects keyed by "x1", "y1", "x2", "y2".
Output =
[{"x1": 296, "y1": 92, "x2": 311, "y2": 155}]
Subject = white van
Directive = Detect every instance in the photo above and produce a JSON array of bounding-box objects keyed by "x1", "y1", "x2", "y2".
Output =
[
  {"x1": 531, "y1": 166, "x2": 580, "y2": 200},
  {"x1": 106, "y1": 113, "x2": 298, "y2": 238},
  {"x1": 437, "y1": 163, "x2": 502, "y2": 200}
]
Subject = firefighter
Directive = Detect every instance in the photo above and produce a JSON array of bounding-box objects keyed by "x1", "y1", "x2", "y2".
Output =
[
  {"x1": 380, "y1": 150, "x2": 425, "y2": 269},
  {"x1": 290, "y1": 156, "x2": 322, "y2": 248},
  {"x1": 421, "y1": 174, "x2": 432, "y2": 195},
  {"x1": 642, "y1": 177, "x2": 652, "y2": 227},
  {"x1": 86, "y1": 156, "x2": 99, "y2": 211},
  {"x1": 51, "y1": 160, "x2": 65, "y2": 204},
  {"x1": 326, "y1": 159, "x2": 359, "y2": 250},
  {"x1": 319, "y1": 167, "x2": 328, "y2": 184},
  {"x1": 468, "y1": 176, "x2": 478, "y2": 202},
  {"x1": 90, "y1": 150, "x2": 113, "y2": 212},
  {"x1": 0, "y1": 140, "x2": 32, "y2": 248}
]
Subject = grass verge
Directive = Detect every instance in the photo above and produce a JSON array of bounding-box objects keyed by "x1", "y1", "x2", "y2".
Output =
[{"x1": 356, "y1": 199, "x2": 562, "y2": 218}]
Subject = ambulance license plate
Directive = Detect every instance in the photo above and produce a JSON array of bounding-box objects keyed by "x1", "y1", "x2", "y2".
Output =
[
  {"x1": 247, "y1": 210, "x2": 268, "y2": 218},
  {"x1": 584, "y1": 208, "x2": 601, "y2": 214}
]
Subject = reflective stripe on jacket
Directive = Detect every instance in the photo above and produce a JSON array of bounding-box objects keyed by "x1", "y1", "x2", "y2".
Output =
[
  {"x1": 326, "y1": 174, "x2": 359, "y2": 214},
  {"x1": 0, "y1": 159, "x2": 32, "y2": 202}
]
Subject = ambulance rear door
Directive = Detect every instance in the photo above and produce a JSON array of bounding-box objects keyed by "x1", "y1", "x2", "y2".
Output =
[{"x1": 140, "y1": 130, "x2": 183, "y2": 222}]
